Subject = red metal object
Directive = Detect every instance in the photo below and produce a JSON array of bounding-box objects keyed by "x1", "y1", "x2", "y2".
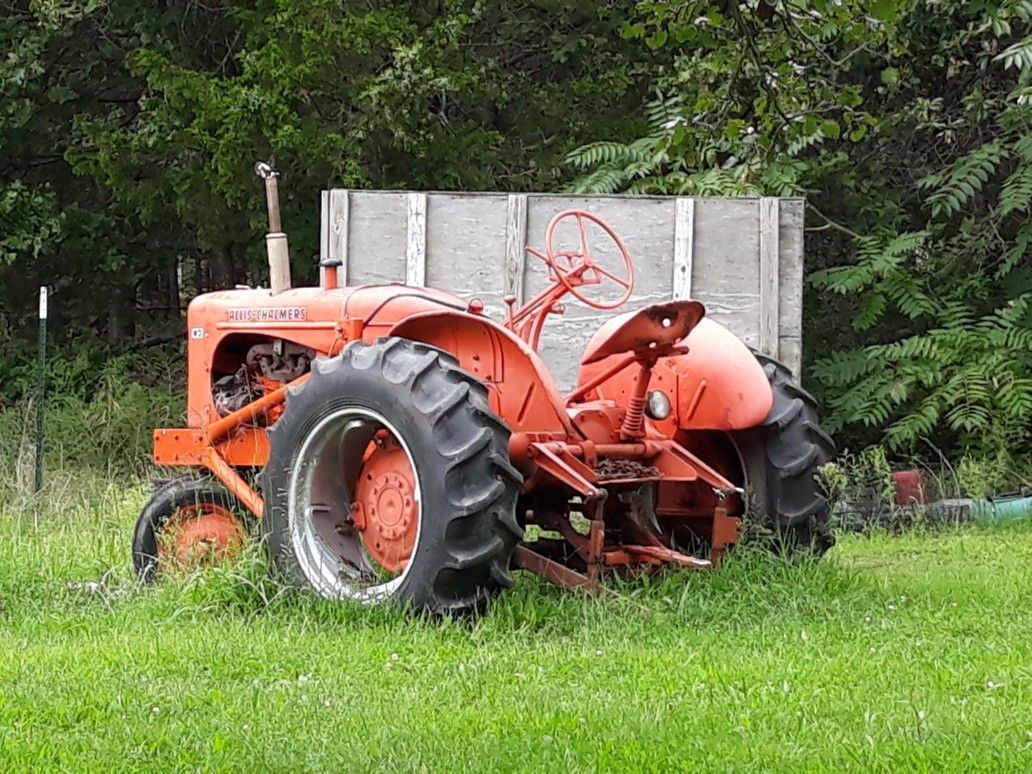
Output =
[
  {"x1": 614, "y1": 544, "x2": 710, "y2": 568},
  {"x1": 893, "y1": 470, "x2": 928, "y2": 506},
  {"x1": 511, "y1": 546, "x2": 596, "y2": 591},
  {"x1": 352, "y1": 436, "x2": 419, "y2": 572},
  {"x1": 580, "y1": 300, "x2": 703, "y2": 365},
  {"x1": 157, "y1": 503, "x2": 247, "y2": 571},
  {"x1": 152, "y1": 202, "x2": 776, "y2": 592},
  {"x1": 579, "y1": 317, "x2": 774, "y2": 432},
  {"x1": 571, "y1": 299, "x2": 704, "y2": 441},
  {"x1": 709, "y1": 501, "x2": 741, "y2": 563},
  {"x1": 542, "y1": 210, "x2": 635, "y2": 310},
  {"x1": 506, "y1": 209, "x2": 636, "y2": 350}
]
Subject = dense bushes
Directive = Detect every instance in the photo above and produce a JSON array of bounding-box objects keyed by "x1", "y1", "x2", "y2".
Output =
[
  {"x1": 1, "y1": 1, "x2": 1029, "y2": 476},
  {"x1": 569, "y1": 0, "x2": 1032, "y2": 465},
  {"x1": 0, "y1": 348, "x2": 182, "y2": 484}
]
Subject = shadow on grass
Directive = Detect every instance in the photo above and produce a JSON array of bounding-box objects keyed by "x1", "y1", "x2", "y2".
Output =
[
  {"x1": 135, "y1": 535, "x2": 884, "y2": 646},
  {"x1": 8, "y1": 470, "x2": 1018, "y2": 644}
]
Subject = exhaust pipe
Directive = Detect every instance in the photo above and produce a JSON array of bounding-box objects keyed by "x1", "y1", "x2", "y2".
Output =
[{"x1": 255, "y1": 161, "x2": 292, "y2": 295}]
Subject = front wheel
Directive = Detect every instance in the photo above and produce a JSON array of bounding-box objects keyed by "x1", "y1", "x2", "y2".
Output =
[
  {"x1": 132, "y1": 477, "x2": 250, "y2": 582},
  {"x1": 260, "y1": 338, "x2": 523, "y2": 615}
]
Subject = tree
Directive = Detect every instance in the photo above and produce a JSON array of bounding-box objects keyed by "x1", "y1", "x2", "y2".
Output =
[
  {"x1": 568, "y1": 0, "x2": 1032, "y2": 460},
  {"x1": 1, "y1": 0, "x2": 658, "y2": 380}
]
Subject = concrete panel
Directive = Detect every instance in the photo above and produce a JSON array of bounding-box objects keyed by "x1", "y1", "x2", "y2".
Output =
[
  {"x1": 779, "y1": 337, "x2": 803, "y2": 381},
  {"x1": 347, "y1": 192, "x2": 407, "y2": 284},
  {"x1": 425, "y1": 194, "x2": 509, "y2": 316},
  {"x1": 690, "y1": 198, "x2": 761, "y2": 350}
]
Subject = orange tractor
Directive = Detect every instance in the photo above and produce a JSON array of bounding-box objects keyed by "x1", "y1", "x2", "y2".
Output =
[{"x1": 134, "y1": 164, "x2": 835, "y2": 613}]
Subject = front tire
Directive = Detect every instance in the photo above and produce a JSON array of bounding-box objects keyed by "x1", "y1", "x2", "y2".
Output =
[
  {"x1": 261, "y1": 337, "x2": 523, "y2": 615},
  {"x1": 132, "y1": 477, "x2": 249, "y2": 582}
]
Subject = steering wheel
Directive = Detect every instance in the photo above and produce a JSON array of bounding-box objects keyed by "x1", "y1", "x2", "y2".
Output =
[{"x1": 541, "y1": 210, "x2": 635, "y2": 310}]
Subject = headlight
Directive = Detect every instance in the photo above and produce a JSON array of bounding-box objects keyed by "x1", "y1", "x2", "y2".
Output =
[{"x1": 646, "y1": 390, "x2": 672, "y2": 420}]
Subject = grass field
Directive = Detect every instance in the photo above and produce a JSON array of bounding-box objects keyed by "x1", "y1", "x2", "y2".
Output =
[{"x1": 1, "y1": 478, "x2": 1031, "y2": 771}]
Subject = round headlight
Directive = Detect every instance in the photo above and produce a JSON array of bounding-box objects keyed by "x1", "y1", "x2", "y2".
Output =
[{"x1": 646, "y1": 390, "x2": 672, "y2": 420}]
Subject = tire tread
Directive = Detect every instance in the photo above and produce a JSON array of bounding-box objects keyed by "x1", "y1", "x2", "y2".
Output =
[
  {"x1": 739, "y1": 353, "x2": 836, "y2": 554},
  {"x1": 262, "y1": 337, "x2": 522, "y2": 615}
]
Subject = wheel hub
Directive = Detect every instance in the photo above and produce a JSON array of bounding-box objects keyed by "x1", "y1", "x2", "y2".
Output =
[
  {"x1": 158, "y1": 504, "x2": 246, "y2": 571},
  {"x1": 352, "y1": 439, "x2": 418, "y2": 572}
]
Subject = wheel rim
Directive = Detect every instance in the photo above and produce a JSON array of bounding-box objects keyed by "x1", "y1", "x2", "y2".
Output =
[
  {"x1": 287, "y1": 407, "x2": 422, "y2": 602},
  {"x1": 351, "y1": 435, "x2": 419, "y2": 572},
  {"x1": 157, "y1": 503, "x2": 246, "y2": 572}
]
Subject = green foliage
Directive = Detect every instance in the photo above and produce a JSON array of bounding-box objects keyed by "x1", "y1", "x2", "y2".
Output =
[
  {"x1": 954, "y1": 452, "x2": 1028, "y2": 500},
  {"x1": 567, "y1": 1, "x2": 884, "y2": 198},
  {"x1": 569, "y1": 0, "x2": 1032, "y2": 463},
  {"x1": 920, "y1": 142, "x2": 1008, "y2": 218},
  {"x1": 0, "y1": 182, "x2": 61, "y2": 267},
  {"x1": 4, "y1": 0, "x2": 1032, "y2": 470},
  {"x1": 816, "y1": 297, "x2": 1032, "y2": 450},
  {"x1": 0, "y1": 0, "x2": 655, "y2": 349},
  {"x1": 0, "y1": 349, "x2": 182, "y2": 479},
  {"x1": 807, "y1": 7, "x2": 1032, "y2": 455}
]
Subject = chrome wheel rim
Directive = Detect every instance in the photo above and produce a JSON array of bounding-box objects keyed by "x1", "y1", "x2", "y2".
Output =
[{"x1": 287, "y1": 407, "x2": 422, "y2": 602}]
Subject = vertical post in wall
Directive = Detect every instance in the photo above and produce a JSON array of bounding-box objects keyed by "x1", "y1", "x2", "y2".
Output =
[
  {"x1": 672, "y1": 197, "x2": 695, "y2": 300},
  {"x1": 324, "y1": 190, "x2": 350, "y2": 287},
  {"x1": 504, "y1": 194, "x2": 529, "y2": 304},
  {"x1": 758, "y1": 197, "x2": 780, "y2": 360},
  {"x1": 406, "y1": 193, "x2": 427, "y2": 287},
  {"x1": 320, "y1": 190, "x2": 330, "y2": 268}
]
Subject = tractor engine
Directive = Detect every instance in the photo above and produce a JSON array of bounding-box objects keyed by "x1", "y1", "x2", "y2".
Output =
[{"x1": 212, "y1": 341, "x2": 313, "y2": 418}]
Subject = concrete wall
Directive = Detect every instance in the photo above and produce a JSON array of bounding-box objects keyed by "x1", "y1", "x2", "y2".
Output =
[{"x1": 321, "y1": 191, "x2": 804, "y2": 391}]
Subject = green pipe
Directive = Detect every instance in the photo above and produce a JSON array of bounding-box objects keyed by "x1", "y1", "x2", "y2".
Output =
[{"x1": 972, "y1": 496, "x2": 1032, "y2": 524}]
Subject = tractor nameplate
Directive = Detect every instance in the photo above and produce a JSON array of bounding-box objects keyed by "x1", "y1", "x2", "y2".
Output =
[{"x1": 228, "y1": 307, "x2": 307, "y2": 323}]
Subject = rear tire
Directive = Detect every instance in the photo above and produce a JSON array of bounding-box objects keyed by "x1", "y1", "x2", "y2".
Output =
[
  {"x1": 729, "y1": 354, "x2": 837, "y2": 555},
  {"x1": 261, "y1": 337, "x2": 523, "y2": 615}
]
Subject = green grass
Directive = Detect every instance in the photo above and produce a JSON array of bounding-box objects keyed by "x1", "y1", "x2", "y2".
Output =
[{"x1": 2, "y1": 478, "x2": 1031, "y2": 771}]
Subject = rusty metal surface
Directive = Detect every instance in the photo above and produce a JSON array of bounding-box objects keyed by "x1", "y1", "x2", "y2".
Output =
[
  {"x1": 710, "y1": 504, "x2": 741, "y2": 564},
  {"x1": 580, "y1": 301, "x2": 704, "y2": 365},
  {"x1": 511, "y1": 546, "x2": 595, "y2": 590},
  {"x1": 616, "y1": 544, "x2": 711, "y2": 569},
  {"x1": 596, "y1": 458, "x2": 661, "y2": 481}
]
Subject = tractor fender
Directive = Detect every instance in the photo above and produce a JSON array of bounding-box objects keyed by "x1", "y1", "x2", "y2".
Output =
[
  {"x1": 389, "y1": 310, "x2": 573, "y2": 436},
  {"x1": 577, "y1": 315, "x2": 773, "y2": 431}
]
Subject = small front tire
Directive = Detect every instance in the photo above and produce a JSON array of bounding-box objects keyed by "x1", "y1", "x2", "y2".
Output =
[{"x1": 132, "y1": 477, "x2": 250, "y2": 582}]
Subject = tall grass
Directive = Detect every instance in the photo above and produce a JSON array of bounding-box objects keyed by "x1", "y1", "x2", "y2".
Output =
[
  {"x1": 0, "y1": 353, "x2": 182, "y2": 509},
  {"x1": 2, "y1": 350, "x2": 1031, "y2": 768},
  {"x1": 1, "y1": 355, "x2": 1030, "y2": 769},
  {"x1": 1, "y1": 476, "x2": 1030, "y2": 770}
]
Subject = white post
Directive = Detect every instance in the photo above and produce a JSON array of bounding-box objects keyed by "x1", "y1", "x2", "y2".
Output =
[{"x1": 673, "y1": 197, "x2": 695, "y2": 300}]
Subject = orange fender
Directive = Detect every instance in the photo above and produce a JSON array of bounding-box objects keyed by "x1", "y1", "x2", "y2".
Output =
[
  {"x1": 577, "y1": 316, "x2": 773, "y2": 432},
  {"x1": 389, "y1": 310, "x2": 573, "y2": 437}
]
